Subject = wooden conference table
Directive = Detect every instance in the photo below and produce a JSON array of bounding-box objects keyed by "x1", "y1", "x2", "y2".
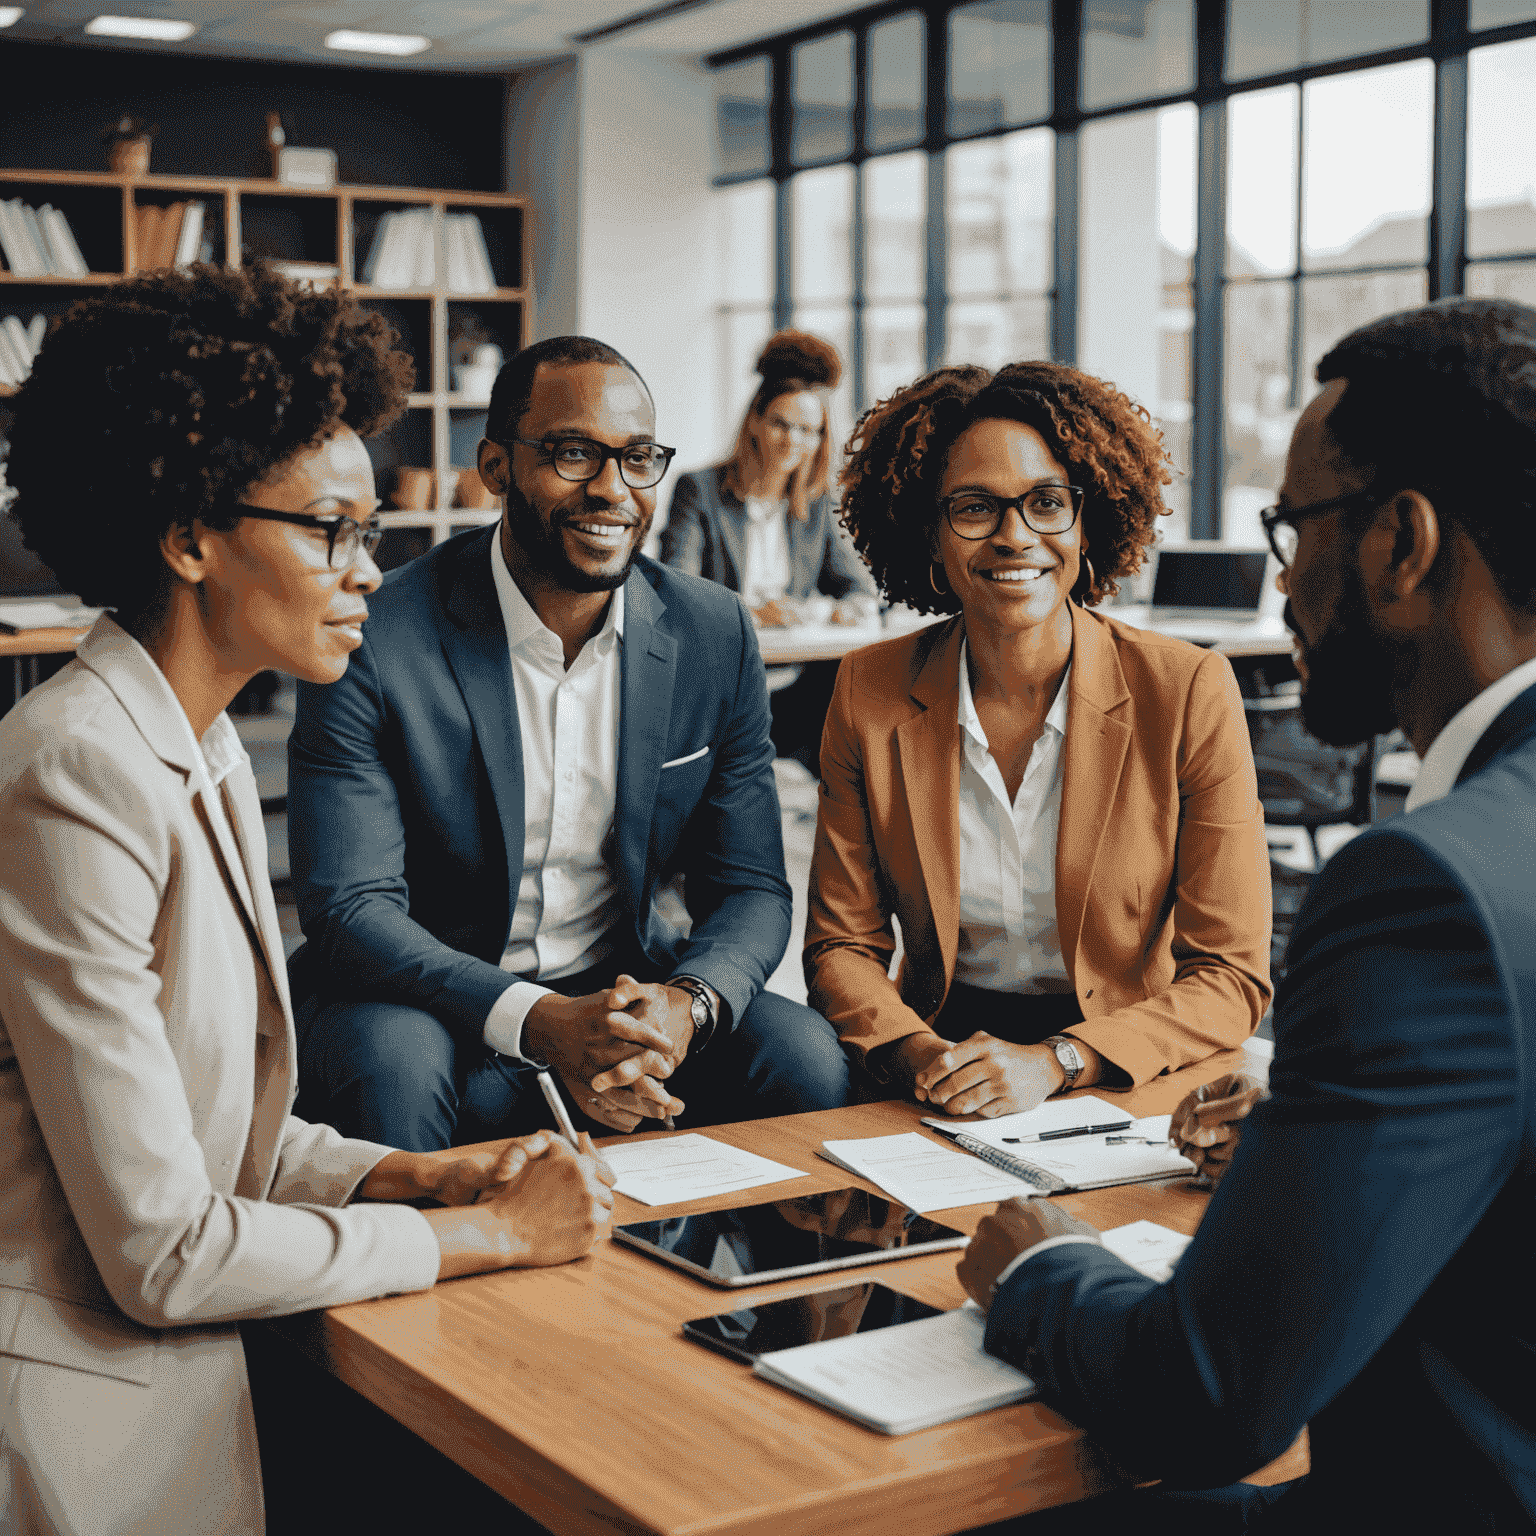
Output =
[{"x1": 270, "y1": 1041, "x2": 1304, "y2": 1536}]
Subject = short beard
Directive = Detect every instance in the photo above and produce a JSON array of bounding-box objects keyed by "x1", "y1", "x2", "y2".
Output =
[
  {"x1": 1288, "y1": 561, "x2": 1403, "y2": 747},
  {"x1": 503, "y1": 484, "x2": 643, "y2": 594}
]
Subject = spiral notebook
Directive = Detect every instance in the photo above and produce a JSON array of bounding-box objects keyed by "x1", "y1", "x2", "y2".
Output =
[{"x1": 929, "y1": 1116, "x2": 1193, "y2": 1194}]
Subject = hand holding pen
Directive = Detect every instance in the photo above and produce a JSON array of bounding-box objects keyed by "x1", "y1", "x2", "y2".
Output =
[{"x1": 1168, "y1": 1072, "x2": 1268, "y2": 1188}]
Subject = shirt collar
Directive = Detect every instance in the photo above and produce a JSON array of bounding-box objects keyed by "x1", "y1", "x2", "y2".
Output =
[
  {"x1": 1405, "y1": 653, "x2": 1536, "y2": 811},
  {"x1": 957, "y1": 638, "x2": 1071, "y2": 751},
  {"x1": 743, "y1": 496, "x2": 786, "y2": 526},
  {"x1": 490, "y1": 526, "x2": 625, "y2": 654}
]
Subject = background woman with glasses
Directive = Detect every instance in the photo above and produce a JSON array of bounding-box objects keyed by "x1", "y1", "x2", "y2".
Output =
[
  {"x1": 0, "y1": 264, "x2": 613, "y2": 1535},
  {"x1": 661, "y1": 329, "x2": 876, "y2": 774},
  {"x1": 804, "y1": 360, "x2": 1272, "y2": 1115}
]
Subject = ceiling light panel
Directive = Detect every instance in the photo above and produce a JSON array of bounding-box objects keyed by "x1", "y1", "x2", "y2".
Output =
[
  {"x1": 0, "y1": 7, "x2": 23, "y2": 27},
  {"x1": 324, "y1": 28, "x2": 430, "y2": 55},
  {"x1": 86, "y1": 14, "x2": 198, "y2": 39}
]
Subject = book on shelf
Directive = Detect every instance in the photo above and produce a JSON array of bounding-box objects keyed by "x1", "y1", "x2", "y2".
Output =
[
  {"x1": 445, "y1": 213, "x2": 496, "y2": 294},
  {"x1": 270, "y1": 260, "x2": 340, "y2": 290},
  {"x1": 133, "y1": 201, "x2": 207, "y2": 272},
  {"x1": 361, "y1": 208, "x2": 436, "y2": 290},
  {"x1": 0, "y1": 199, "x2": 90, "y2": 278},
  {"x1": 0, "y1": 311, "x2": 46, "y2": 387}
]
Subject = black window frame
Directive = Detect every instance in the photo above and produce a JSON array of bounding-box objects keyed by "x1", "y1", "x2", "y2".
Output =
[{"x1": 708, "y1": 0, "x2": 1536, "y2": 539}]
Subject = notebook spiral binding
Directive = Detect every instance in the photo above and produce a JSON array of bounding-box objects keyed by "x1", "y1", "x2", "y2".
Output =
[{"x1": 953, "y1": 1133, "x2": 1068, "y2": 1194}]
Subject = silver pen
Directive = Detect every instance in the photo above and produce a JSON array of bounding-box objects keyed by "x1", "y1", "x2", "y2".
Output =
[{"x1": 536, "y1": 1070, "x2": 580, "y2": 1146}]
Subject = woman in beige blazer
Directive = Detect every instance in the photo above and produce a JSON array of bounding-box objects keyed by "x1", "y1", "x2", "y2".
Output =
[
  {"x1": 0, "y1": 265, "x2": 614, "y2": 1536},
  {"x1": 805, "y1": 361, "x2": 1272, "y2": 1115}
]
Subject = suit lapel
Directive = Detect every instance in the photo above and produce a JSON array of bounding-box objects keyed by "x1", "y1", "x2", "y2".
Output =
[
  {"x1": 786, "y1": 506, "x2": 819, "y2": 600},
  {"x1": 221, "y1": 767, "x2": 291, "y2": 1021},
  {"x1": 616, "y1": 571, "x2": 675, "y2": 916},
  {"x1": 1055, "y1": 606, "x2": 1133, "y2": 965},
  {"x1": 896, "y1": 620, "x2": 964, "y2": 985},
  {"x1": 440, "y1": 528, "x2": 525, "y2": 929},
  {"x1": 714, "y1": 476, "x2": 749, "y2": 592}
]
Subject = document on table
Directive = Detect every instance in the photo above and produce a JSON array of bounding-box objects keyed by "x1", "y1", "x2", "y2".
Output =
[
  {"x1": 1100, "y1": 1220, "x2": 1192, "y2": 1283},
  {"x1": 0, "y1": 599, "x2": 102, "y2": 633},
  {"x1": 819, "y1": 1132, "x2": 1037, "y2": 1213},
  {"x1": 753, "y1": 1301, "x2": 1034, "y2": 1434},
  {"x1": 922, "y1": 1095, "x2": 1132, "y2": 1148},
  {"x1": 601, "y1": 1134, "x2": 808, "y2": 1206}
]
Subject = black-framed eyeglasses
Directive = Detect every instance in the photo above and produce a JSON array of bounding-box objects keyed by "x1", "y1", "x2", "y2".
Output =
[
  {"x1": 504, "y1": 435, "x2": 677, "y2": 490},
  {"x1": 236, "y1": 505, "x2": 384, "y2": 570},
  {"x1": 1259, "y1": 485, "x2": 1389, "y2": 569},
  {"x1": 939, "y1": 485, "x2": 1084, "y2": 541}
]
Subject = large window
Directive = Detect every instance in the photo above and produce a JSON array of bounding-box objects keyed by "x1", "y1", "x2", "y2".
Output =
[{"x1": 710, "y1": 2, "x2": 1536, "y2": 540}]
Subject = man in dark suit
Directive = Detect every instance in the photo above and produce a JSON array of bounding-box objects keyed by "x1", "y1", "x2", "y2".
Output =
[
  {"x1": 287, "y1": 336, "x2": 850, "y2": 1150},
  {"x1": 957, "y1": 298, "x2": 1536, "y2": 1532}
]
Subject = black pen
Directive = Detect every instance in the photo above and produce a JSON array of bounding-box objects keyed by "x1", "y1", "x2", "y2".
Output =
[{"x1": 1002, "y1": 1120, "x2": 1133, "y2": 1143}]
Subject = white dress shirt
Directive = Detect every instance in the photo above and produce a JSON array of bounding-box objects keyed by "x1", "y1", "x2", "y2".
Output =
[
  {"x1": 483, "y1": 534, "x2": 625, "y2": 1059},
  {"x1": 741, "y1": 494, "x2": 792, "y2": 605},
  {"x1": 992, "y1": 654, "x2": 1536, "y2": 1303},
  {"x1": 1405, "y1": 654, "x2": 1536, "y2": 811},
  {"x1": 953, "y1": 641, "x2": 1072, "y2": 993}
]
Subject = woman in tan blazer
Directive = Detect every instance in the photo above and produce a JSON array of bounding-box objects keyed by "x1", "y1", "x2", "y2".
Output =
[
  {"x1": 805, "y1": 361, "x2": 1271, "y2": 1116},
  {"x1": 0, "y1": 266, "x2": 614, "y2": 1536}
]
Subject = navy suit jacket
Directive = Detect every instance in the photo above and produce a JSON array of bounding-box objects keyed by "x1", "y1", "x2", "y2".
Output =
[
  {"x1": 660, "y1": 465, "x2": 877, "y2": 602},
  {"x1": 286, "y1": 526, "x2": 791, "y2": 1044},
  {"x1": 985, "y1": 682, "x2": 1536, "y2": 1530}
]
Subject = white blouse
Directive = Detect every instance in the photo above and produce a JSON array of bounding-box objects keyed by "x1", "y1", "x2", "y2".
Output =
[
  {"x1": 952, "y1": 640, "x2": 1073, "y2": 994},
  {"x1": 741, "y1": 494, "x2": 792, "y2": 605}
]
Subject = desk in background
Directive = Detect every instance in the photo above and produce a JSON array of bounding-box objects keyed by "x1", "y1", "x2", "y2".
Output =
[
  {"x1": 758, "y1": 608, "x2": 1295, "y2": 669},
  {"x1": 264, "y1": 1043, "x2": 1302, "y2": 1536},
  {"x1": 0, "y1": 623, "x2": 92, "y2": 701}
]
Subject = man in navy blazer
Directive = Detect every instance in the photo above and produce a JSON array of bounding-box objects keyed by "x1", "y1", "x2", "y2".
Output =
[
  {"x1": 287, "y1": 336, "x2": 849, "y2": 1150},
  {"x1": 958, "y1": 298, "x2": 1536, "y2": 1531}
]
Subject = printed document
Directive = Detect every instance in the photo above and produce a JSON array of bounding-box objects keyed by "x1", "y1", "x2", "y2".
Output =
[
  {"x1": 753, "y1": 1301, "x2": 1033, "y2": 1434},
  {"x1": 602, "y1": 1134, "x2": 808, "y2": 1206},
  {"x1": 1100, "y1": 1219, "x2": 1192, "y2": 1282},
  {"x1": 819, "y1": 1132, "x2": 1037, "y2": 1212}
]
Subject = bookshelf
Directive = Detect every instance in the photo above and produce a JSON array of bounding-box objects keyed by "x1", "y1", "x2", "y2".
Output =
[{"x1": 0, "y1": 166, "x2": 527, "y2": 564}]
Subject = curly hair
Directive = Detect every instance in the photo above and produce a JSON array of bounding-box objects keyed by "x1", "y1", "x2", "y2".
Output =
[
  {"x1": 839, "y1": 359, "x2": 1172, "y2": 616},
  {"x1": 4, "y1": 261, "x2": 414, "y2": 617}
]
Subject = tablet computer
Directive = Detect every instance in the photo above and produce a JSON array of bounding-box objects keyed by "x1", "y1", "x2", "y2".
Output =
[
  {"x1": 613, "y1": 1187, "x2": 967, "y2": 1288},
  {"x1": 683, "y1": 1280, "x2": 944, "y2": 1364}
]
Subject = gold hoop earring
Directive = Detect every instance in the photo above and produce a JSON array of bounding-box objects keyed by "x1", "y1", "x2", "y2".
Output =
[
  {"x1": 1073, "y1": 555, "x2": 1096, "y2": 605},
  {"x1": 929, "y1": 561, "x2": 949, "y2": 596}
]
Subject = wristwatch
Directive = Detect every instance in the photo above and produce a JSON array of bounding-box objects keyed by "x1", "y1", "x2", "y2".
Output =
[
  {"x1": 668, "y1": 975, "x2": 718, "y2": 1053},
  {"x1": 1044, "y1": 1034, "x2": 1083, "y2": 1093}
]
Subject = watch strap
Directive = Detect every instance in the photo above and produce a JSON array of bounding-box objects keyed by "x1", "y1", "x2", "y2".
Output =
[
  {"x1": 668, "y1": 975, "x2": 717, "y2": 1053},
  {"x1": 1044, "y1": 1034, "x2": 1082, "y2": 1093}
]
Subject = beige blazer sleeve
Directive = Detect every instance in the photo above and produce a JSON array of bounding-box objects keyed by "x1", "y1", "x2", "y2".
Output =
[{"x1": 0, "y1": 747, "x2": 440, "y2": 1331}]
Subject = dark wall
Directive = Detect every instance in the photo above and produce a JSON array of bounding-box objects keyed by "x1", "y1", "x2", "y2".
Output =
[{"x1": 0, "y1": 40, "x2": 506, "y2": 191}]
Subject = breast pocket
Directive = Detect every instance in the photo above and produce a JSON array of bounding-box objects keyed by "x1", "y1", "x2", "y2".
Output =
[{"x1": 660, "y1": 744, "x2": 711, "y2": 770}]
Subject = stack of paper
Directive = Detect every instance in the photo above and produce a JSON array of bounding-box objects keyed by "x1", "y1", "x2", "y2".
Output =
[
  {"x1": 753, "y1": 1301, "x2": 1033, "y2": 1434},
  {"x1": 0, "y1": 599, "x2": 102, "y2": 634},
  {"x1": 819, "y1": 1132, "x2": 1037, "y2": 1213},
  {"x1": 1100, "y1": 1220, "x2": 1192, "y2": 1283},
  {"x1": 0, "y1": 200, "x2": 89, "y2": 278}
]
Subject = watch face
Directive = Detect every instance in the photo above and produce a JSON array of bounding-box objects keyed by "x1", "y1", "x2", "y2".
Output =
[{"x1": 690, "y1": 995, "x2": 709, "y2": 1028}]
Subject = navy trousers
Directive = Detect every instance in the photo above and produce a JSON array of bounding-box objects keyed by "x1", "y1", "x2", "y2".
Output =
[{"x1": 295, "y1": 955, "x2": 850, "y2": 1151}]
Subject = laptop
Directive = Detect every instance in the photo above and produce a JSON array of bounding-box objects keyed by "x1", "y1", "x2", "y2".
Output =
[{"x1": 1149, "y1": 547, "x2": 1271, "y2": 620}]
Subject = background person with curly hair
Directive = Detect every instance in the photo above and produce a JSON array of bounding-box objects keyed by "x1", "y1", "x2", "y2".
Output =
[
  {"x1": 0, "y1": 265, "x2": 614, "y2": 1536},
  {"x1": 804, "y1": 359, "x2": 1272, "y2": 1113}
]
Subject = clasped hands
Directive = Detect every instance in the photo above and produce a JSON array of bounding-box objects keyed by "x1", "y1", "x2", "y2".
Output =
[
  {"x1": 898, "y1": 1031, "x2": 1095, "y2": 1117},
  {"x1": 525, "y1": 974, "x2": 700, "y2": 1133}
]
